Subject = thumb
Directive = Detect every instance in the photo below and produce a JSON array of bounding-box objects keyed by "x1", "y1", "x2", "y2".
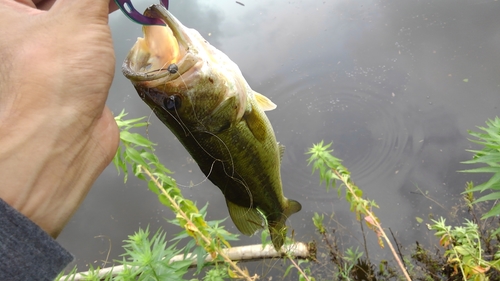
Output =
[{"x1": 49, "y1": 0, "x2": 111, "y2": 24}]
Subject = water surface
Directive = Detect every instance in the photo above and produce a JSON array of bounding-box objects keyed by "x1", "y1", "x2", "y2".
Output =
[{"x1": 58, "y1": 0, "x2": 500, "y2": 276}]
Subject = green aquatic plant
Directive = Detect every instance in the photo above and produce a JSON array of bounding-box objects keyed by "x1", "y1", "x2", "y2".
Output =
[
  {"x1": 307, "y1": 141, "x2": 412, "y2": 281},
  {"x1": 57, "y1": 227, "x2": 194, "y2": 281},
  {"x1": 424, "y1": 116, "x2": 500, "y2": 281},
  {"x1": 312, "y1": 212, "x2": 326, "y2": 235},
  {"x1": 461, "y1": 117, "x2": 500, "y2": 231},
  {"x1": 112, "y1": 110, "x2": 253, "y2": 280},
  {"x1": 284, "y1": 259, "x2": 316, "y2": 281},
  {"x1": 57, "y1": 111, "x2": 310, "y2": 281},
  {"x1": 338, "y1": 247, "x2": 364, "y2": 280},
  {"x1": 62, "y1": 113, "x2": 500, "y2": 280},
  {"x1": 429, "y1": 217, "x2": 500, "y2": 281},
  {"x1": 115, "y1": 227, "x2": 193, "y2": 281}
]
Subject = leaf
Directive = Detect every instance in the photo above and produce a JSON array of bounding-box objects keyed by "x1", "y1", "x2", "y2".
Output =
[
  {"x1": 148, "y1": 180, "x2": 160, "y2": 195},
  {"x1": 415, "y1": 217, "x2": 423, "y2": 224},
  {"x1": 468, "y1": 172, "x2": 500, "y2": 193},
  {"x1": 460, "y1": 166, "x2": 500, "y2": 174},
  {"x1": 120, "y1": 131, "x2": 154, "y2": 147},
  {"x1": 454, "y1": 246, "x2": 471, "y2": 256},
  {"x1": 364, "y1": 216, "x2": 374, "y2": 227},
  {"x1": 471, "y1": 265, "x2": 490, "y2": 275},
  {"x1": 481, "y1": 202, "x2": 500, "y2": 220},
  {"x1": 141, "y1": 151, "x2": 160, "y2": 165},
  {"x1": 193, "y1": 246, "x2": 207, "y2": 273},
  {"x1": 125, "y1": 146, "x2": 147, "y2": 167},
  {"x1": 473, "y1": 192, "x2": 500, "y2": 204},
  {"x1": 260, "y1": 229, "x2": 270, "y2": 248},
  {"x1": 313, "y1": 212, "x2": 326, "y2": 234},
  {"x1": 158, "y1": 194, "x2": 171, "y2": 208},
  {"x1": 283, "y1": 264, "x2": 294, "y2": 278},
  {"x1": 227, "y1": 268, "x2": 239, "y2": 279},
  {"x1": 464, "y1": 153, "x2": 500, "y2": 164},
  {"x1": 439, "y1": 235, "x2": 450, "y2": 247}
]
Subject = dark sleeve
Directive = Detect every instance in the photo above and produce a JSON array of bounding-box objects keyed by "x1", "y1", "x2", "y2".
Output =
[{"x1": 0, "y1": 198, "x2": 73, "y2": 281}]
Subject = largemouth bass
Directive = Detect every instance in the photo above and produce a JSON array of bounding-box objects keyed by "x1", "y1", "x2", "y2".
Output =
[{"x1": 122, "y1": 4, "x2": 301, "y2": 250}]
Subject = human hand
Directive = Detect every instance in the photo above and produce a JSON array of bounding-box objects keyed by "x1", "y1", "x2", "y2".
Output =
[
  {"x1": 0, "y1": 0, "x2": 120, "y2": 237},
  {"x1": 17, "y1": 0, "x2": 118, "y2": 12}
]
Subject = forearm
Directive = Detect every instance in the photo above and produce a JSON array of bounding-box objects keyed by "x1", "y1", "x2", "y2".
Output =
[{"x1": 0, "y1": 198, "x2": 73, "y2": 280}]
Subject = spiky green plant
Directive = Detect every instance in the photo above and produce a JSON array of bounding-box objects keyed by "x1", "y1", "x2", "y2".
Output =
[
  {"x1": 429, "y1": 218, "x2": 500, "y2": 281},
  {"x1": 461, "y1": 117, "x2": 500, "y2": 230},
  {"x1": 306, "y1": 141, "x2": 411, "y2": 280}
]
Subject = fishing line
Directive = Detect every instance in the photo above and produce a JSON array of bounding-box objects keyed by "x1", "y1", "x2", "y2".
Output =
[
  {"x1": 156, "y1": 62, "x2": 237, "y2": 176},
  {"x1": 169, "y1": 67, "x2": 257, "y2": 210},
  {"x1": 145, "y1": 110, "x2": 154, "y2": 139},
  {"x1": 147, "y1": 65, "x2": 190, "y2": 137},
  {"x1": 147, "y1": 61, "x2": 256, "y2": 211},
  {"x1": 147, "y1": 101, "x2": 218, "y2": 190},
  {"x1": 171, "y1": 63, "x2": 204, "y2": 128},
  {"x1": 149, "y1": 62, "x2": 195, "y2": 137},
  {"x1": 168, "y1": 84, "x2": 255, "y2": 209},
  {"x1": 151, "y1": 64, "x2": 237, "y2": 183},
  {"x1": 170, "y1": 112, "x2": 255, "y2": 209},
  {"x1": 175, "y1": 159, "x2": 214, "y2": 188}
]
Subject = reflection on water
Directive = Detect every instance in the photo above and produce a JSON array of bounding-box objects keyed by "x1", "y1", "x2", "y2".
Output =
[{"x1": 58, "y1": 0, "x2": 500, "y2": 275}]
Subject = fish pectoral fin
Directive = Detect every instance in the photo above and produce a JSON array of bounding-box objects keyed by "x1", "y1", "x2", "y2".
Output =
[
  {"x1": 254, "y1": 91, "x2": 277, "y2": 111},
  {"x1": 226, "y1": 200, "x2": 264, "y2": 236},
  {"x1": 243, "y1": 107, "x2": 270, "y2": 143}
]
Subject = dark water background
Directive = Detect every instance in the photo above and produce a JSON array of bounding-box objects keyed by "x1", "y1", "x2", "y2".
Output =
[{"x1": 58, "y1": 0, "x2": 500, "y2": 278}]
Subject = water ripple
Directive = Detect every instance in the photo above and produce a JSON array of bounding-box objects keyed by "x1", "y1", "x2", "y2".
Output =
[{"x1": 263, "y1": 71, "x2": 424, "y2": 201}]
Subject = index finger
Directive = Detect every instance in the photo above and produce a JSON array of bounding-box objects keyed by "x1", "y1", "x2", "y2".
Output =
[
  {"x1": 33, "y1": 0, "x2": 118, "y2": 13},
  {"x1": 108, "y1": 0, "x2": 118, "y2": 13}
]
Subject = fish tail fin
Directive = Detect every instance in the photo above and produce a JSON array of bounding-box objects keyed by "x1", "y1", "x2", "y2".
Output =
[
  {"x1": 226, "y1": 200, "x2": 264, "y2": 235},
  {"x1": 269, "y1": 199, "x2": 302, "y2": 251}
]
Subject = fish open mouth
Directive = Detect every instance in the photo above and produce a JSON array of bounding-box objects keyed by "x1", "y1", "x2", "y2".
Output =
[{"x1": 123, "y1": 4, "x2": 193, "y2": 82}]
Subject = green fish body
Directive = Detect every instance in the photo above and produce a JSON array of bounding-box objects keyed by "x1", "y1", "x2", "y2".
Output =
[{"x1": 122, "y1": 4, "x2": 301, "y2": 250}]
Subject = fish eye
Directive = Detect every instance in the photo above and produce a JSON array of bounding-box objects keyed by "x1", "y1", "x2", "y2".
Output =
[
  {"x1": 164, "y1": 95, "x2": 181, "y2": 110},
  {"x1": 167, "y1": 63, "x2": 178, "y2": 74}
]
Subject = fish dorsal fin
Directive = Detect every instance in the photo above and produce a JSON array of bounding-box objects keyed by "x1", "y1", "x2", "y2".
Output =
[
  {"x1": 254, "y1": 91, "x2": 277, "y2": 111},
  {"x1": 278, "y1": 142, "x2": 285, "y2": 163},
  {"x1": 226, "y1": 200, "x2": 264, "y2": 235}
]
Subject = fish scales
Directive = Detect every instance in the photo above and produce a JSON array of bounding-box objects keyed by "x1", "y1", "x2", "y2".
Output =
[{"x1": 123, "y1": 4, "x2": 301, "y2": 250}]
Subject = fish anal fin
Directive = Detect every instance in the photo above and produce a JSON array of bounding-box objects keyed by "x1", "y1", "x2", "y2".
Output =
[
  {"x1": 286, "y1": 199, "x2": 302, "y2": 217},
  {"x1": 254, "y1": 91, "x2": 277, "y2": 111},
  {"x1": 226, "y1": 200, "x2": 264, "y2": 236}
]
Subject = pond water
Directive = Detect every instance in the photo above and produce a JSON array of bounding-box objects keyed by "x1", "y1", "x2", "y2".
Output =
[{"x1": 58, "y1": 0, "x2": 500, "y2": 277}]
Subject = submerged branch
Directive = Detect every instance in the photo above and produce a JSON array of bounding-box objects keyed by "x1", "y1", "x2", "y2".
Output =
[{"x1": 62, "y1": 242, "x2": 315, "y2": 280}]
